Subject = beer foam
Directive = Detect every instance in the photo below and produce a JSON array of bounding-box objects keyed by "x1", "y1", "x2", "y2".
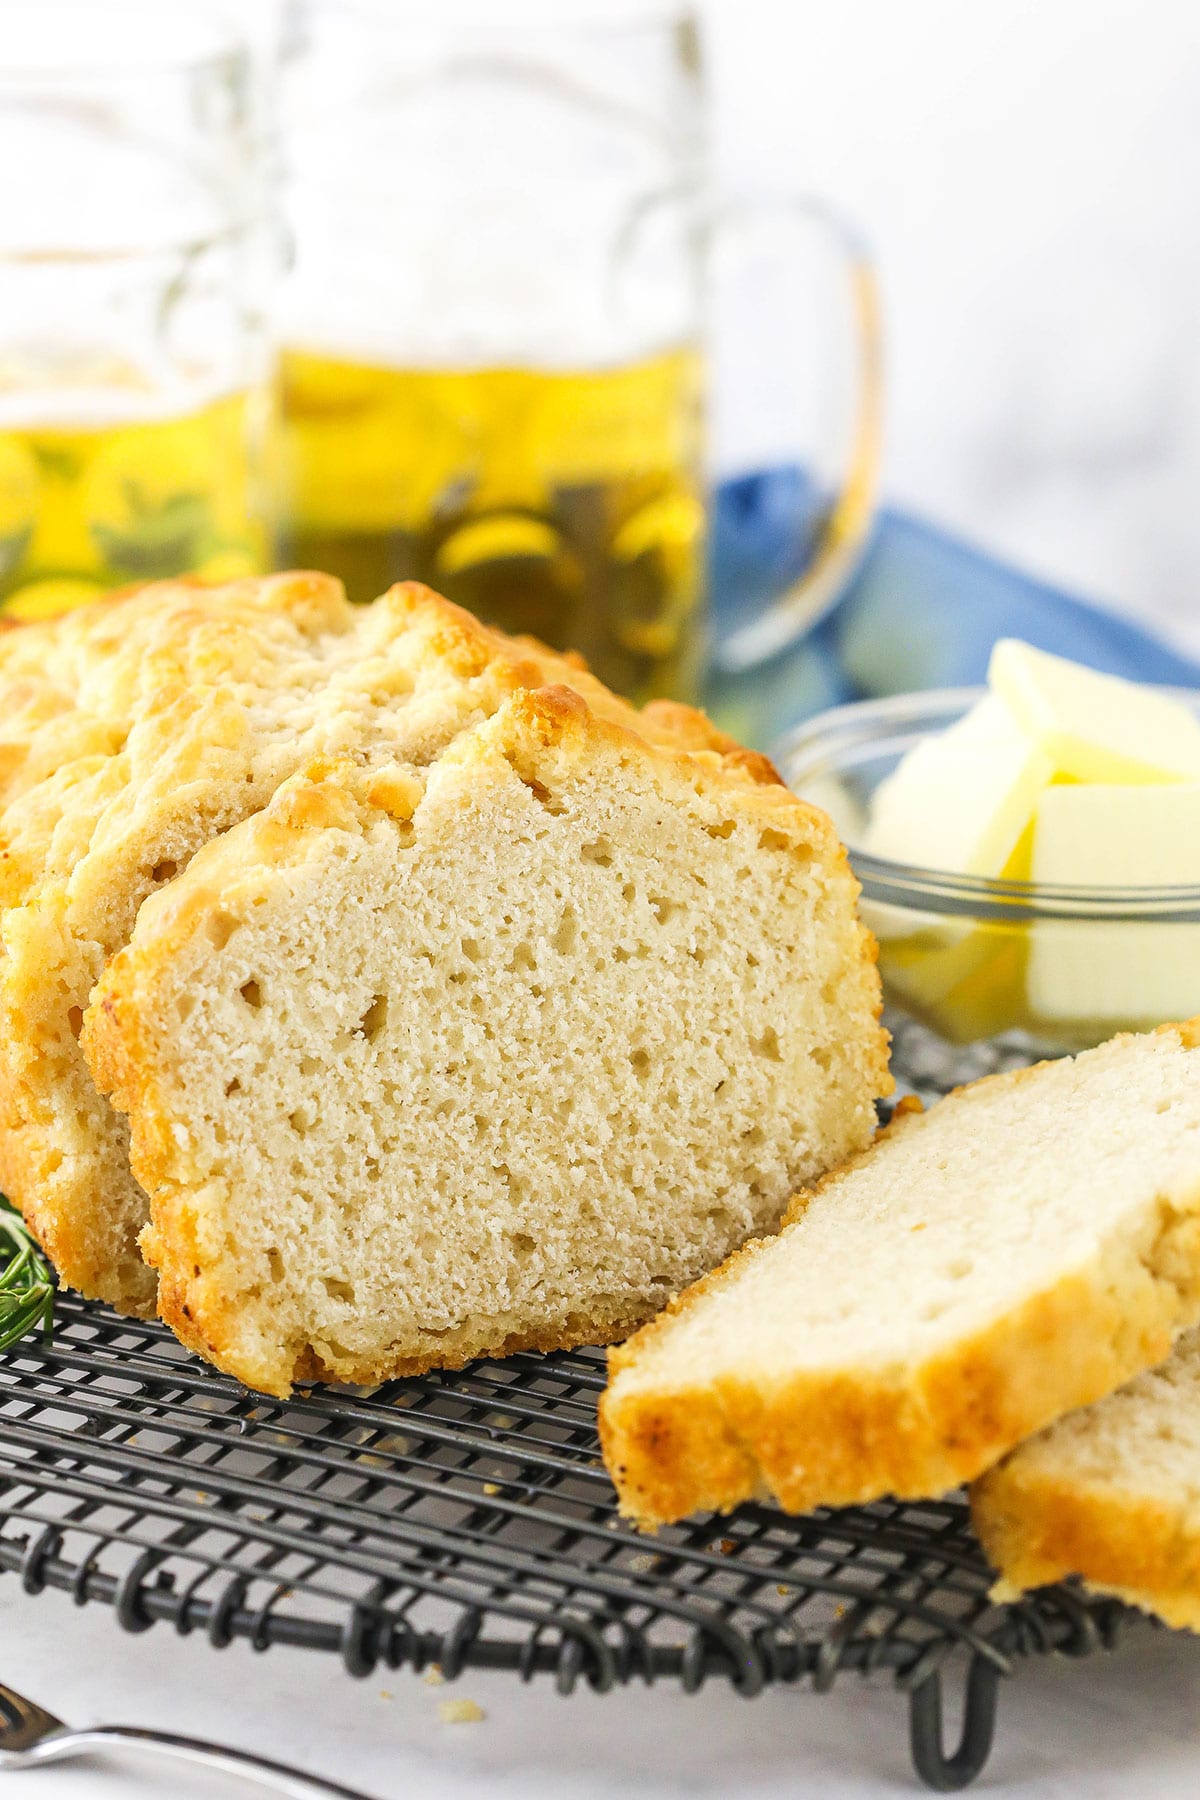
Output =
[{"x1": 0, "y1": 381, "x2": 241, "y2": 434}]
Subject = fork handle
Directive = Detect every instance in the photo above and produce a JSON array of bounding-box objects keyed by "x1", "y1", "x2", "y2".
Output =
[{"x1": 22, "y1": 1724, "x2": 377, "y2": 1798}]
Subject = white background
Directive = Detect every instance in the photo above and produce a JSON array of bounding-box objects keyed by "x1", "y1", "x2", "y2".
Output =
[
  {"x1": 11, "y1": 4, "x2": 1200, "y2": 1795},
  {"x1": 704, "y1": 0, "x2": 1200, "y2": 652}
]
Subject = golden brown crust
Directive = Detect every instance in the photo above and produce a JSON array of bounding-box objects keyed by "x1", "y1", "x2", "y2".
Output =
[
  {"x1": 601, "y1": 1020, "x2": 1200, "y2": 1527},
  {"x1": 601, "y1": 1253, "x2": 1186, "y2": 1527},
  {"x1": 971, "y1": 1461, "x2": 1200, "y2": 1631}
]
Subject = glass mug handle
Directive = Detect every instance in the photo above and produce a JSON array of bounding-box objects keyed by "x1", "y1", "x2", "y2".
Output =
[{"x1": 704, "y1": 193, "x2": 884, "y2": 674}]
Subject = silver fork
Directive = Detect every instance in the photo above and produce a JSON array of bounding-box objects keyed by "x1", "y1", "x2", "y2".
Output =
[{"x1": 0, "y1": 1679, "x2": 377, "y2": 1797}]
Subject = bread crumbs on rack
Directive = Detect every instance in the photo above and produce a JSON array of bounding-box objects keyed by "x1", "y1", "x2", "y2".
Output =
[
  {"x1": 439, "y1": 1698, "x2": 486, "y2": 1725},
  {"x1": 423, "y1": 1665, "x2": 445, "y2": 1686}
]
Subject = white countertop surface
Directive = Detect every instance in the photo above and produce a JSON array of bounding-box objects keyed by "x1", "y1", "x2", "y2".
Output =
[{"x1": 3, "y1": 1572, "x2": 1199, "y2": 1799}]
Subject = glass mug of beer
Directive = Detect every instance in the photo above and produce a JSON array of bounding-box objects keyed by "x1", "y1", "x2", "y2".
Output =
[
  {"x1": 277, "y1": 0, "x2": 880, "y2": 706},
  {"x1": 0, "y1": 4, "x2": 273, "y2": 620}
]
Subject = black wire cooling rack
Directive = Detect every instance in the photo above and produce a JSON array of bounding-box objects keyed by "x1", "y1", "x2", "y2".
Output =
[{"x1": 0, "y1": 1286, "x2": 1138, "y2": 1793}]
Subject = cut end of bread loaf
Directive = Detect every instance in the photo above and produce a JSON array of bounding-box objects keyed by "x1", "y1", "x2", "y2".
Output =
[
  {"x1": 84, "y1": 680, "x2": 888, "y2": 1395},
  {"x1": 971, "y1": 1325, "x2": 1200, "y2": 1631},
  {"x1": 0, "y1": 572, "x2": 812, "y2": 1315},
  {"x1": 601, "y1": 1020, "x2": 1200, "y2": 1527}
]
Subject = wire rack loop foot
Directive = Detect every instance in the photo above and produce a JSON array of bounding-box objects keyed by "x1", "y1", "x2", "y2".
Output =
[{"x1": 908, "y1": 1656, "x2": 999, "y2": 1792}]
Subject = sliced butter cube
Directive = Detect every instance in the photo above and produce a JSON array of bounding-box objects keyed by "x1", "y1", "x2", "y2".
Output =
[
  {"x1": 875, "y1": 919, "x2": 1027, "y2": 1045},
  {"x1": 1029, "y1": 783, "x2": 1200, "y2": 1026},
  {"x1": 990, "y1": 639, "x2": 1200, "y2": 784},
  {"x1": 864, "y1": 694, "x2": 1051, "y2": 876}
]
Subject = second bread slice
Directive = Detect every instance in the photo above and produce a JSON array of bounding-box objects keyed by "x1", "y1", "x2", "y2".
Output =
[
  {"x1": 601, "y1": 1022, "x2": 1200, "y2": 1525},
  {"x1": 971, "y1": 1326, "x2": 1200, "y2": 1629}
]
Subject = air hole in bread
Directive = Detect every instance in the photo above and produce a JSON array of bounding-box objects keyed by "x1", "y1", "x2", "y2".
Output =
[
  {"x1": 461, "y1": 937, "x2": 482, "y2": 963},
  {"x1": 704, "y1": 1206, "x2": 735, "y2": 1233},
  {"x1": 151, "y1": 859, "x2": 178, "y2": 883},
  {"x1": 176, "y1": 993, "x2": 196, "y2": 1023},
  {"x1": 630, "y1": 1048, "x2": 652, "y2": 1077},
  {"x1": 207, "y1": 911, "x2": 238, "y2": 950},
  {"x1": 943, "y1": 1256, "x2": 974, "y2": 1282},
  {"x1": 266, "y1": 1248, "x2": 284, "y2": 1282},
  {"x1": 613, "y1": 944, "x2": 631, "y2": 963},
  {"x1": 649, "y1": 895, "x2": 676, "y2": 925},
  {"x1": 358, "y1": 994, "x2": 388, "y2": 1042},
  {"x1": 741, "y1": 1124, "x2": 765, "y2": 1146},
  {"x1": 810, "y1": 1045, "x2": 833, "y2": 1072},
  {"x1": 225, "y1": 1077, "x2": 242, "y2": 1098},
  {"x1": 520, "y1": 774, "x2": 567, "y2": 815},
  {"x1": 705, "y1": 820, "x2": 736, "y2": 840},
  {"x1": 552, "y1": 905, "x2": 578, "y2": 954},
  {"x1": 621, "y1": 882, "x2": 636, "y2": 904},
  {"x1": 758, "y1": 829, "x2": 791, "y2": 853},
  {"x1": 67, "y1": 1006, "x2": 84, "y2": 1040},
  {"x1": 322, "y1": 1276, "x2": 355, "y2": 1303},
  {"x1": 289, "y1": 1104, "x2": 315, "y2": 1134},
  {"x1": 507, "y1": 941, "x2": 537, "y2": 974},
  {"x1": 239, "y1": 979, "x2": 263, "y2": 1010},
  {"x1": 581, "y1": 837, "x2": 614, "y2": 867},
  {"x1": 508, "y1": 1232, "x2": 536, "y2": 1261},
  {"x1": 752, "y1": 1026, "x2": 783, "y2": 1062}
]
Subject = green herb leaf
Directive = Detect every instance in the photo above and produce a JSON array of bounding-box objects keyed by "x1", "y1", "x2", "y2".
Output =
[{"x1": 0, "y1": 1196, "x2": 54, "y2": 1349}]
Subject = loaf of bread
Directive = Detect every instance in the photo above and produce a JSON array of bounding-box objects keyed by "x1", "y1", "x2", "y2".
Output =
[
  {"x1": 0, "y1": 574, "x2": 790, "y2": 1314},
  {"x1": 972, "y1": 1327, "x2": 1200, "y2": 1629},
  {"x1": 601, "y1": 1021, "x2": 1200, "y2": 1527},
  {"x1": 81, "y1": 672, "x2": 889, "y2": 1394}
]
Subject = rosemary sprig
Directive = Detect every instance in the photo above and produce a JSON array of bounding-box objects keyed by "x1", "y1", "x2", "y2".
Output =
[{"x1": 0, "y1": 1196, "x2": 54, "y2": 1349}]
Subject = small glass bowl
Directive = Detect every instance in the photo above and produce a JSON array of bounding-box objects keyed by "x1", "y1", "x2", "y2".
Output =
[{"x1": 778, "y1": 688, "x2": 1200, "y2": 1058}]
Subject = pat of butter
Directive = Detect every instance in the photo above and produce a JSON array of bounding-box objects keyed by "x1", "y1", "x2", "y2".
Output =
[
  {"x1": 876, "y1": 921, "x2": 1027, "y2": 1045},
  {"x1": 1028, "y1": 783, "x2": 1200, "y2": 1024},
  {"x1": 864, "y1": 694, "x2": 1051, "y2": 877},
  {"x1": 990, "y1": 639, "x2": 1200, "y2": 783}
]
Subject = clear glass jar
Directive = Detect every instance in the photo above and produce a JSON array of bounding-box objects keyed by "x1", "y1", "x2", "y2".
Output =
[
  {"x1": 0, "y1": 3, "x2": 276, "y2": 619},
  {"x1": 275, "y1": 0, "x2": 881, "y2": 706}
]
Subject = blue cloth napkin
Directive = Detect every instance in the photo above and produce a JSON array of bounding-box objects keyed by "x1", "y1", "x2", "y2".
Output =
[{"x1": 707, "y1": 467, "x2": 1200, "y2": 751}]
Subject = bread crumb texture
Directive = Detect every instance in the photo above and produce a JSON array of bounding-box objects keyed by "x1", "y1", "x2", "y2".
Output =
[
  {"x1": 0, "y1": 572, "x2": 865, "y2": 1318},
  {"x1": 601, "y1": 1020, "x2": 1200, "y2": 1526},
  {"x1": 57, "y1": 581, "x2": 888, "y2": 1388},
  {"x1": 972, "y1": 1324, "x2": 1200, "y2": 1630},
  {"x1": 438, "y1": 1699, "x2": 486, "y2": 1725}
]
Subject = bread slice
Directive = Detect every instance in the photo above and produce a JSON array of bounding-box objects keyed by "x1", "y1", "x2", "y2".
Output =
[
  {"x1": 971, "y1": 1326, "x2": 1200, "y2": 1629},
  {"x1": 601, "y1": 1021, "x2": 1200, "y2": 1527},
  {"x1": 0, "y1": 575, "x2": 762, "y2": 1314},
  {"x1": 82, "y1": 684, "x2": 888, "y2": 1395}
]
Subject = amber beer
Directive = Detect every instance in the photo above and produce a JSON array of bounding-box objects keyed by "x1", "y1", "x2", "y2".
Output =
[
  {"x1": 0, "y1": 386, "x2": 267, "y2": 621},
  {"x1": 275, "y1": 346, "x2": 705, "y2": 706}
]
